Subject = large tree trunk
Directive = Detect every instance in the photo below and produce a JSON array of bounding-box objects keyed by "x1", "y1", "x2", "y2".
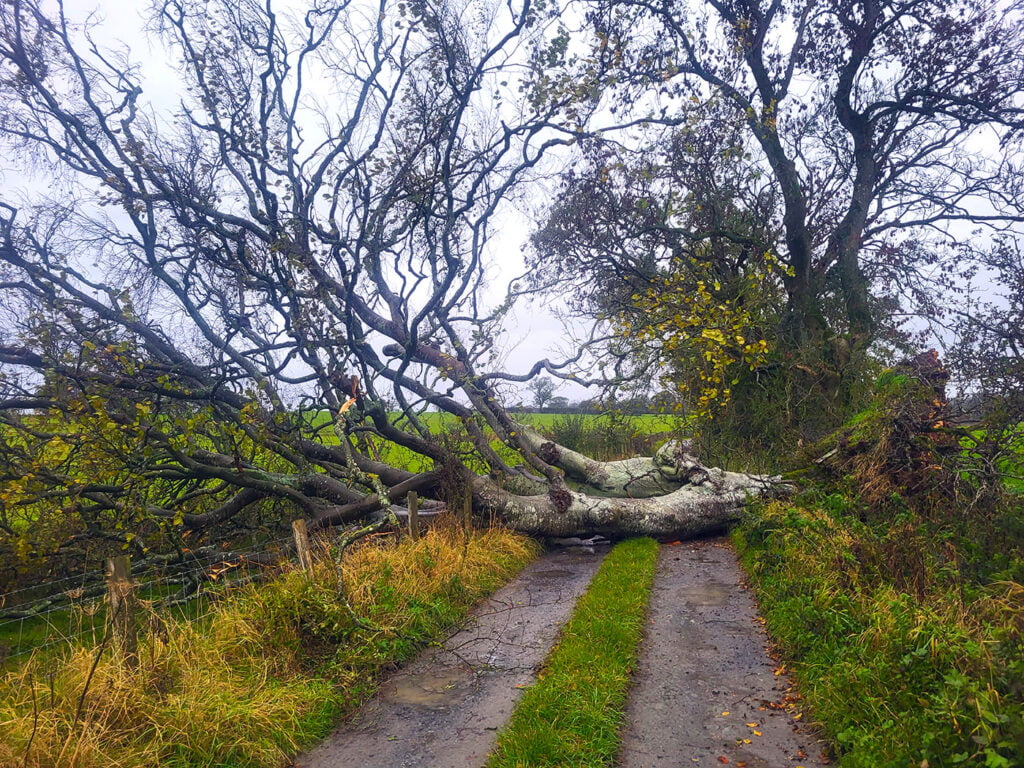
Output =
[
  {"x1": 325, "y1": 437, "x2": 787, "y2": 540},
  {"x1": 469, "y1": 431, "x2": 789, "y2": 539},
  {"x1": 476, "y1": 469, "x2": 783, "y2": 539},
  {"x1": 519, "y1": 428, "x2": 709, "y2": 497}
]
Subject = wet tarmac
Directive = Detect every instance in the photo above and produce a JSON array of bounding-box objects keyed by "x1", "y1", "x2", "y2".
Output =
[
  {"x1": 294, "y1": 547, "x2": 605, "y2": 768},
  {"x1": 617, "y1": 539, "x2": 830, "y2": 768}
]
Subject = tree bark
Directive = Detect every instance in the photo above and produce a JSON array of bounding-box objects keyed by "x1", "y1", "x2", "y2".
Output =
[
  {"x1": 520, "y1": 428, "x2": 708, "y2": 497},
  {"x1": 474, "y1": 467, "x2": 785, "y2": 539}
]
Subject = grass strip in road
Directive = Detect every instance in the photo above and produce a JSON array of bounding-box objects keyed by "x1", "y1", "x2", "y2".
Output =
[{"x1": 487, "y1": 536, "x2": 660, "y2": 768}]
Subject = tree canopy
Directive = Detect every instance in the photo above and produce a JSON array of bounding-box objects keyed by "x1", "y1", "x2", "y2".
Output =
[
  {"x1": 0, "y1": 0, "x2": 1021, "y2": 567},
  {"x1": 0, "y1": 0, "x2": 787, "y2": 569},
  {"x1": 531, "y1": 0, "x2": 1024, "y2": 431}
]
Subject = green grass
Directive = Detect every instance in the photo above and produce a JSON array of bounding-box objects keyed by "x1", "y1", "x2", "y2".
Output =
[
  {"x1": 733, "y1": 500, "x2": 1024, "y2": 767},
  {"x1": 487, "y1": 537, "x2": 660, "y2": 768},
  {"x1": 305, "y1": 409, "x2": 682, "y2": 473},
  {"x1": 0, "y1": 526, "x2": 538, "y2": 768},
  {"x1": 514, "y1": 412, "x2": 679, "y2": 431}
]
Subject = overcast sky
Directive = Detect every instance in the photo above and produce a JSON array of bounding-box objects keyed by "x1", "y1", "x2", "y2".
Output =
[{"x1": 2, "y1": 0, "x2": 599, "y2": 403}]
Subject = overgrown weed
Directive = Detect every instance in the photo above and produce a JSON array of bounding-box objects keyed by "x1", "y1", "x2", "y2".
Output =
[
  {"x1": 735, "y1": 501, "x2": 1024, "y2": 766},
  {"x1": 0, "y1": 525, "x2": 537, "y2": 768}
]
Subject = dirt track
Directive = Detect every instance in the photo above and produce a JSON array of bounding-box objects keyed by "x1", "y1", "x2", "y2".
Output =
[
  {"x1": 293, "y1": 547, "x2": 605, "y2": 768},
  {"x1": 296, "y1": 539, "x2": 827, "y2": 767},
  {"x1": 618, "y1": 539, "x2": 829, "y2": 768}
]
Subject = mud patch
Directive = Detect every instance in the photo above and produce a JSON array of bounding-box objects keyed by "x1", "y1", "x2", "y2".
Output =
[
  {"x1": 531, "y1": 568, "x2": 573, "y2": 579},
  {"x1": 678, "y1": 581, "x2": 733, "y2": 606},
  {"x1": 382, "y1": 668, "x2": 471, "y2": 708}
]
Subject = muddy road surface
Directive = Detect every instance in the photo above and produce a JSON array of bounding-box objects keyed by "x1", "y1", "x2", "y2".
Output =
[
  {"x1": 294, "y1": 546, "x2": 605, "y2": 768},
  {"x1": 618, "y1": 539, "x2": 829, "y2": 768}
]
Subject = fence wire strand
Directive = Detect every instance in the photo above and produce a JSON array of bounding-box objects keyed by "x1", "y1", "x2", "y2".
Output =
[{"x1": 1, "y1": 534, "x2": 299, "y2": 662}]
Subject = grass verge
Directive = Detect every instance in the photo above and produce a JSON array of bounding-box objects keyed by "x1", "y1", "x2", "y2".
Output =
[
  {"x1": 733, "y1": 500, "x2": 1024, "y2": 767},
  {"x1": 486, "y1": 536, "x2": 660, "y2": 768},
  {"x1": 0, "y1": 525, "x2": 538, "y2": 768}
]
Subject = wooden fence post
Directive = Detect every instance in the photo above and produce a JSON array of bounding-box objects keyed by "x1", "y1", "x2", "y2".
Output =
[
  {"x1": 407, "y1": 491, "x2": 420, "y2": 541},
  {"x1": 292, "y1": 518, "x2": 314, "y2": 573},
  {"x1": 106, "y1": 555, "x2": 137, "y2": 663}
]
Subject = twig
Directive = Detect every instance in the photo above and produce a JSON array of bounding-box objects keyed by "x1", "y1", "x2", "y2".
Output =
[{"x1": 21, "y1": 678, "x2": 38, "y2": 768}]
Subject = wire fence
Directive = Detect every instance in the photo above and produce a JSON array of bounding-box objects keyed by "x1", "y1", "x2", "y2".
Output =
[{"x1": 0, "y1": 533, "x2": 299, "y2": 665}]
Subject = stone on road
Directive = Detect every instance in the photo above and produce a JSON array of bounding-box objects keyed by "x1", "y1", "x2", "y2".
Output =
[
  {"x1": 294, "y1": 547, "x2": 605, "y2": 768},
  {"x1": 618, "y1": 538, "x2": 829, "y2": 768}
]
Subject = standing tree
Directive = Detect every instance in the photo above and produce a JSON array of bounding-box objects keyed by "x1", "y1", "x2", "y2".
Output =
[
  {"x1": 947, "y1": 237, "x2": 1024, "y2": 481},
  {"x1": 528, "y1": 376, "x2": 558, "y2": 409},
  {"x1": 547, "y1": 395, "x2": 570, "y2": 411},
  {"x1": 530, "y1": 0, "x2": 1024, "y2": 436},
  {"x1": 0, "y1": 0, "x2": 782, "y2": 560}
]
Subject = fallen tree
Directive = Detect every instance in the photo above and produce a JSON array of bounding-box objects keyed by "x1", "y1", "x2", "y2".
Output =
[
  {"x1": 0, "y1": 0, "x2": 783, "y2": 574},
  {"x1": 477, "y1": 471, "x2": 783, "y2": 539}
]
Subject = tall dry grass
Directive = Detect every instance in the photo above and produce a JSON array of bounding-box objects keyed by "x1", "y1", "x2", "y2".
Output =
[{"x1": 0, "y1": 525, "x2": 537, "y2": 768}]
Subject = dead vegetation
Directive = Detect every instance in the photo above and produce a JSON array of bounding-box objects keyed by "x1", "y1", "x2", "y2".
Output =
[{"x1": 0, "y1": 524, "x2": 537, "y2": 768}]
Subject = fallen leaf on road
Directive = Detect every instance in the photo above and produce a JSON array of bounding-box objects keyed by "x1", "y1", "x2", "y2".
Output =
[
  {"x1": 746, "y1": 722, "x2": 758, "y2": 727},
  {"x1": 753, "y1": 730, "x2": 762, "y2": 736},
  {"x1": 717, "y1": 757, "x2": 729, "y2": 764},
  {"x1": 721, "y1": 711, "x2": 730, "y2": 716}
]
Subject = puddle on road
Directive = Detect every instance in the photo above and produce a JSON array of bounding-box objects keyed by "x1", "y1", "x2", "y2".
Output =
[
  {"x1": 723, "y1": 746, "x2": 770, "y2": 767},
  {"x1": 532, "y1": 569, "x2": 573, "y2": 579},
  {"x1": 382, "y1": 668, "x2": 469, "y2": 708},
  {"x1": 678, "y1": 582, "x2": 733, "y2": 606}
]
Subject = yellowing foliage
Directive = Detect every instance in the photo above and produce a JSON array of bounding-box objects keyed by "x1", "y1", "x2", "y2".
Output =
[{"x1": 616, "y1": 253, "x2": 780, "y2": 421}]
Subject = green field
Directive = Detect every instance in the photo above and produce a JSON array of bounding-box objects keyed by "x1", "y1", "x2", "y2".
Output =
[
  {"x1": 307, "y1": 409, "x2": 681, "y2": 434},
  {"x1": 305, "y1": 409, "x2": 684, "y2": 473}
]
